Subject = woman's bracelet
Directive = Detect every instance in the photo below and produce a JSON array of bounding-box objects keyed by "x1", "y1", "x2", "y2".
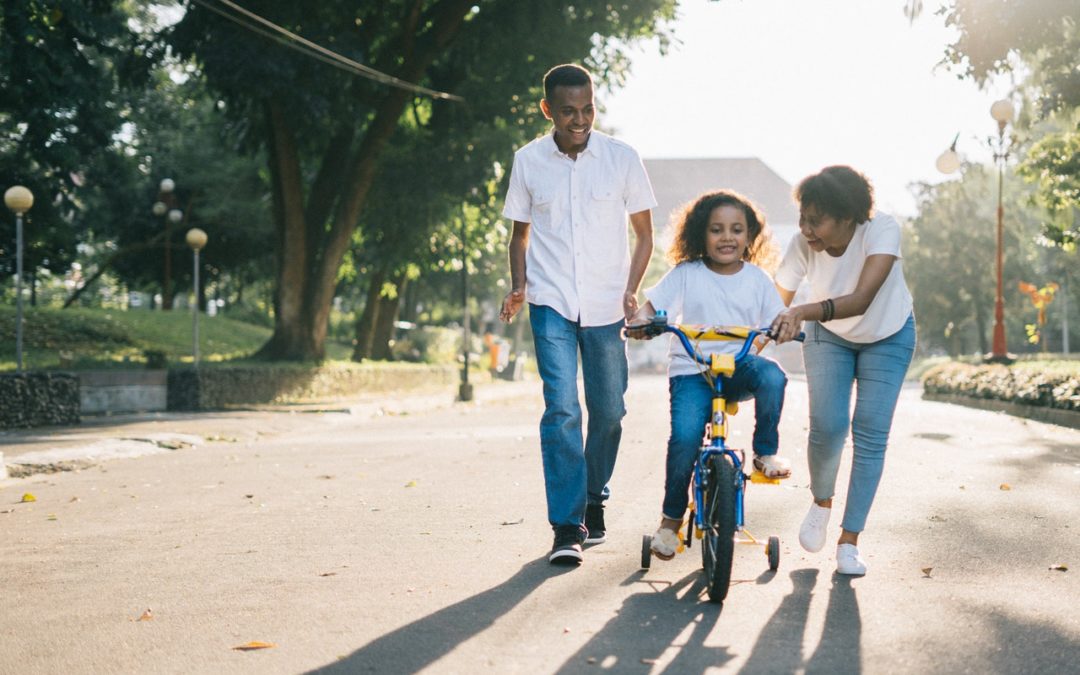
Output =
[{"x1": 819, "y1": 298, "x2": 835, "y2": 322}]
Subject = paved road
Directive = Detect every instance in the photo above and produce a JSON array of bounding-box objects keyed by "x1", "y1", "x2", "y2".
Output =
[{"x1": 1, "y1": 374, "x2": 1078, "y2": 674}]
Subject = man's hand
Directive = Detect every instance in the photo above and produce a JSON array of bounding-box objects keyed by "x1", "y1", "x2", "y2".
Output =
[
  {"x1": 500, "y1": 288, "x2": 525, "y2": 323},
  {"x1": 623, "y1": 291, "x2": 639, "y2": 322},
  {"x1": 623, "y1": 320, "x2": 655, "y2": 341}
]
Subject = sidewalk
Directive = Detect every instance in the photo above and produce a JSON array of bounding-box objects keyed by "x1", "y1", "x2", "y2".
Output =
[{"x1": 0, "y1": 377, "x2": 539, "y2": 482}]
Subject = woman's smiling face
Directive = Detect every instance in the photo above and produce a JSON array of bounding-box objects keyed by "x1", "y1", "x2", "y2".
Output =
[{"x1": 799, "y1": 205, "x2": 855, "y2": 255}]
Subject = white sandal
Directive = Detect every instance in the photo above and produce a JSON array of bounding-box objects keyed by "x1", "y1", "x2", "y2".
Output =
[
  {"x1": 650, "y1": 521, "x2": 682, "y2": 560},
  {"x1": 753, "y1": 454, "x2": 792, "y2": 478}
]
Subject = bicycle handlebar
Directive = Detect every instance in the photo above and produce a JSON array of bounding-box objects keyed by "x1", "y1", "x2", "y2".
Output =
[{"x1": 625, "y1": 310, "x2": 805, "y2": 367}]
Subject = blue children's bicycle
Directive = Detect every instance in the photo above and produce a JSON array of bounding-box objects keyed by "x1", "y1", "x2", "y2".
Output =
[{"x1": 628, "y1": 311, "x2": 803, "y2": 604}]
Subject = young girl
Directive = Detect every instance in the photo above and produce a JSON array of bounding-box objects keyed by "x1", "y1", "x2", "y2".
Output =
[{"x1": 628, "y1": 190, "x2": 791, "y2": 560}]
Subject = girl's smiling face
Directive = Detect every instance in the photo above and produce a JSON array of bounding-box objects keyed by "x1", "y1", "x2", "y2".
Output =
[{"x1": 703, "y1": 204, "x2": 749, "y2": 274}]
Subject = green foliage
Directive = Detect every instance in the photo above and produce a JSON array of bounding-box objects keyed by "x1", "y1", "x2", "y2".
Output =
[
  {"x1": 905, "y1": 166, "x2": 1050, "y2": 356},
  {"x1": 1, "y1": 0, "x2": 156, "y2": 278}
]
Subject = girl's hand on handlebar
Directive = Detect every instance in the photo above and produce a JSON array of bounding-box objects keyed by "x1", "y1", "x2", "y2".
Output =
[{"x1": 769, "y1": 308, "x2": 804, "y2": 344}]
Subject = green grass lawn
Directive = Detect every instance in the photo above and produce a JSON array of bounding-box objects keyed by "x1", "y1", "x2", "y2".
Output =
[{"x1": 0, "y1": 305, "x2": 352, "y2": 371}]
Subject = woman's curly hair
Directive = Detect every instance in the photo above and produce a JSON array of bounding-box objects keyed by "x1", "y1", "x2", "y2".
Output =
[{"x1": 667, "y1": 189, "x2": 778, "y2": 271}]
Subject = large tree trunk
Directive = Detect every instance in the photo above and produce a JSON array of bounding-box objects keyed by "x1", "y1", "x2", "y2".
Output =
[
  {"x1": 352, "y1": 267, "x2": 386, "y2": 361},
  {"x1": 371, "y1": 275, "x2": 407, "y2": 361},
  {"x1": 254, "y1": 1, "x2": 475, "y2": 362}
]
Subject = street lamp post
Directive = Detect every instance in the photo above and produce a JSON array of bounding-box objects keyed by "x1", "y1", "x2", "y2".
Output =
[
  {"x1": 988, "y1": 98, "x2": 1015, "y2": 363},
  {"x1": 935, "y1": 100, "x2": 1016, "y2": 362},
  {"x1": 186, "y1": 228, "x2": 208, "y2": 366},
  {"x1": 154, "y1": 178, "x2": 178, "y2": 310},
  {"x1": 5, "y1": 186, "x2": 34, "y2": 373},
  {"x1": 459, "y1": 214, "x2": 473, "y2": 402}
]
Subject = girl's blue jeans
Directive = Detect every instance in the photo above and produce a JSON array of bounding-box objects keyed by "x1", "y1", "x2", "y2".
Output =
[
  {"x1": 529, "y1": 303, "x2": 627, "y2": 529},
  {"x1": 803, "y1": 314, "x2": 916, "y2": 533},
  {"x1": 662, "y1": 354, "x2": 787, "y2": 520}
]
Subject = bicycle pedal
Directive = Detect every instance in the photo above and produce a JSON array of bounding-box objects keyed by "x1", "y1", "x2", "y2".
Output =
[{"x1": 750, "y1": 470, "x2": 783, "y2": 485}]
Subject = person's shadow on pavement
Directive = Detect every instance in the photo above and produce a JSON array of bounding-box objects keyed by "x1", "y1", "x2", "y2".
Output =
[
  {"x1": 740, "y1": 568, "x2": 819, "y2": 674},
  {"x1": 307, "y1": 557, "x2": 562, "y2": 674},
  {"x1": 804, "y1": 574, "x2": 861, "y2": 673},
  {"x1": 554, "y1": 571, "x2": 732, "y2": 673}
]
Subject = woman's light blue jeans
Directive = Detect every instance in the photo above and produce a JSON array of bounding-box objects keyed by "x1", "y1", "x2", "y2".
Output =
[
  {"x1": 662, "y1": 355, "x2": 787, "y2": 520},
  {"x1": 529, "y1": 304, "x2": 628, "y2": 529},
  {"x1": 803, "y1": 314, "x2": 916, "y2": 533}
]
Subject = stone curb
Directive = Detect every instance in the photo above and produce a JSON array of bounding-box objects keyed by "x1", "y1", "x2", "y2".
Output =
[{"x1": 922, "y1": 392, "x2": 1080, "y2": 430}]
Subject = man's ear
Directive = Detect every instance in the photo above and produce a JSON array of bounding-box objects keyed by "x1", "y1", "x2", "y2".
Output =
[{"x1": 539, "y1": 98, "x2": 552, "y2": 121}]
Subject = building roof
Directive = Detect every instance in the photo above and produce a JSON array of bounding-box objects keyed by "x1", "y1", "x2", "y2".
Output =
[{"x1": 643, "y1": 157, "x2": 799, "y2": 248}]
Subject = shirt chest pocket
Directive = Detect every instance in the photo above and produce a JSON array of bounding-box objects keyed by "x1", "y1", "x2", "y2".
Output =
[{"x1": 591, "y1": 183, "x2": 620, "y2": 203}]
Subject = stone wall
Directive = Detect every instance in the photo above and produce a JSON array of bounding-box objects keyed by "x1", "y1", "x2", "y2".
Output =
[{"x1": 0, "y1": 373, "x2": 80, "y2": 428}]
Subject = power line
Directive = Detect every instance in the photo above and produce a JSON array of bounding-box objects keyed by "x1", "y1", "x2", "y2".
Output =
[{"x1": 188, "y1": 0, "x2": 464, "y2": 102}]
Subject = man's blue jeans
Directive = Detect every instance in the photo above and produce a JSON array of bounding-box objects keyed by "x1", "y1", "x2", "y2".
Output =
[
  {"x1": 529, "y1": 303, "x2": 627, "y2": 529},
  {"x1": 662, "y1": 355, "x2": 788, "y2": 519},
  {"x1": 802, "y1": 314, "x2": 916, "y2": 533}
]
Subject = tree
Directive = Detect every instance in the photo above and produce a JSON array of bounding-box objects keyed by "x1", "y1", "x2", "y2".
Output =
[
  {"x1": 941, "y1": 0, "x2": 1080, "y2": 248},
  {"x1": 906, "y1": 166, "x2": 1047, "y2": 356},
  {"x1": 170, "y1": 0, "x2": 676, "y2": 361},
  {"x1": 1, "y1": 0, "x2": 155, "y2": 291}
]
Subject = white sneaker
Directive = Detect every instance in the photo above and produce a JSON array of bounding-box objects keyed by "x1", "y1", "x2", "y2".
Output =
[
  {"x1": 799, "y1": 503, "x2": 831, "y2": 552},
  {"x1": 836, "y1": 543, "x2": 867, "y2": 576}
]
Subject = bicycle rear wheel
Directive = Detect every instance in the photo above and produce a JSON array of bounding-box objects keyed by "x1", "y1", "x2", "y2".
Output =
[{"x1": 701, "y1": 454, "x2": 738, "y2": 603}]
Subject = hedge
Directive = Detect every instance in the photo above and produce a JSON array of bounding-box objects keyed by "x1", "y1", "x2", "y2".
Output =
[{"x1": 921, "y1": 361, "x2": 1080, "y2": 412}]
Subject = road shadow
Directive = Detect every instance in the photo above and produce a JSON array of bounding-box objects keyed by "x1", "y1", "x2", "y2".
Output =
[
  {"x1": 803, "y1": 574, "x2": 861, "y2": 673},
  {"x1": 555, "y1": 571, "x2": 731, "y2": 673},
  {"x1": 739, "y1": 568, "x2": 819, "y2": 673},
  {"x1": 308, "y1": 557, "x2": 560, "y2": 674}
]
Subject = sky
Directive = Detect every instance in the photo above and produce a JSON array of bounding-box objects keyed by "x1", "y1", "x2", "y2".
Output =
[{"x1": 601, "y1": 0, "x2": 1016, "y2": 218}]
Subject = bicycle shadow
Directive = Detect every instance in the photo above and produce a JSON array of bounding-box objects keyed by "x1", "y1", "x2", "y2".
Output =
[
  {"x1": 554, "y1": 571, "x2": 733, "y2": 673},
  {"x1": 740, "y1": 569, "x2": 862, "y2": 674},
  {"x1": 308, "y1": 557, "x2": 561, "y2": 674}
]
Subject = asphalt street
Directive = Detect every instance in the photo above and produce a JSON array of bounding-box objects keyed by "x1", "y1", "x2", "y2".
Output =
[{"x1": 1, "y1": 372, "x2": 1078, "y2": 674}]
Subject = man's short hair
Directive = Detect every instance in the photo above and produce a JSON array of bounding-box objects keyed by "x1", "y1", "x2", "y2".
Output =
[{"x1": 543, "y1": 64, "x2": 593, "y2": 100}]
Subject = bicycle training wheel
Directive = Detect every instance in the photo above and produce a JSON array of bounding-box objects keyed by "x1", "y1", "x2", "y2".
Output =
[
  {"x1": 701, "y1": 454, "x2": 738, "y2": 603},
  {"x1": 767, "y1": 535, "x2": 780, "y2": 571},
  {"x1": 641, "y1": 534, "x2": 653, "y2": 570}
]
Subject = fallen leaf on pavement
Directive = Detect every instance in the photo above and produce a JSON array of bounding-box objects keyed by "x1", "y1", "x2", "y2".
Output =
[
  {"x1": 21, "y1": 493, "x2": 36, "y2": 503},
  {"x1": 233, "y1": 641, "x2": 276, "y2": 651},
  {"x1": 137, "y1": 609, "x2": 153, "y2": 621},
  {"x1": 404, "y1": 480, "x2": 417, "y2": 488},
  {"x1": 999, "y1": 483, "x2": 1011, "y2": 491},
  {"x1": 921, "y1": 567, "x2": 933, "y2": 578},
  {"x1": 317, "y1": 475, "x2": 335, "y2": 480},
  {"x1": 47, "y1": 514, "x2": 57, "y2": 521},
  {"x1": 1049, "y1": 564, "x2": 1068, "y2": 571},
  {"x1": 69, "y1": 497, "x2": 80, "y2": 503},
  {"x1": 319, "y1": 572, "x2": 337, "y2": 577},
  {"x1": 501, "y1": 518, "x2": 525, "y2": 526}
]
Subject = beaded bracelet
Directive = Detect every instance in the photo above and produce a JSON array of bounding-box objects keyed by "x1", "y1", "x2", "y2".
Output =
[{"x1": 819, "y1": 298, "x2": 835, "y2": 322}]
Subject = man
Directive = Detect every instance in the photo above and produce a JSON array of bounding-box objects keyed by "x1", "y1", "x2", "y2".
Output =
[{"x1": 500, "y1": 63, "x2": 656, "y2": 565}]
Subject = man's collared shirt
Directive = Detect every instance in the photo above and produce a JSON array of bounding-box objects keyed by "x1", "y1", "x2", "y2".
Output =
[{"x1": 502, "y1": 130, "x2": 657, "y2": 326}]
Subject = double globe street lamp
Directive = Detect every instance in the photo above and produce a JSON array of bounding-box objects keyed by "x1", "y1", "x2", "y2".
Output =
[
  {"x1": 936, "y1": 97, "x2": 1016, "y2": 363},
  {"x1": 5, "y1": 185, "x2": 34, "y2": 373},
  {"x1": 152, "y1": 178, "x2": 183, "y2": 310}
]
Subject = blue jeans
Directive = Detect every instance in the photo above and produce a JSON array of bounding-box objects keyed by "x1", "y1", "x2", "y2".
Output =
[
  {"x1": 529, "y1": 304, "x2": 628, "y2": 529},
  {"x1": 802, "y1": 314, "x2": 916, "y2": 533},
  {"x1": 662, "y1": 355, "x2": 788, "y2": 520}
]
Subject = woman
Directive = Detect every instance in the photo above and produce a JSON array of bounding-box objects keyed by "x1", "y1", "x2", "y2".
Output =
[{"x1": 770, "y1": 165, "x2": 916, "y2": 576}]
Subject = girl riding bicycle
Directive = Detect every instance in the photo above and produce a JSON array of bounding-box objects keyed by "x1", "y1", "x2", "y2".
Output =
[{"x1": 628, "y1": 189, "x2": 792, "y2": 560}]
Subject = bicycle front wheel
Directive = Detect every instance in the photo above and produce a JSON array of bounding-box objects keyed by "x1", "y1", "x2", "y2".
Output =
[{"x1": 701, "y1": 454, "x2": 738, "y2": 603}]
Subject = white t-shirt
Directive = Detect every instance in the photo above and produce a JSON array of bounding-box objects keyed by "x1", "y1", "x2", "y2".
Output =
[
  {"x1": 774, "y1": 212, "x2": 913, "y2": 343},
  {"x1": 501, "y1": 130, "x2": 657, "y2": 326},
  {"x1": 645, "y1": 260, "x2": 787, "y2": 377}
]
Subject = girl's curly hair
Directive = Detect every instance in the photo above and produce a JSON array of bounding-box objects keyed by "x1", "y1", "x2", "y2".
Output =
[{"x1": 667, "y1": 190, "x2": 778, "y2": 271}]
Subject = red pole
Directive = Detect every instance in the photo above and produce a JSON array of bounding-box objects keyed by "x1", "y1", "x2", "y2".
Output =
[{"x1": 989, "y1": 124, "x2": 1010, "y2": 362}]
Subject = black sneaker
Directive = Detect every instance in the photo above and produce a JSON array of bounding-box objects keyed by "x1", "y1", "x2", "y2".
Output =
[
  {"x1": 549, "y1": 525, "x2": 584, "y2": 565},
  {"x1": 584, "y1": 503, "x2": 606, "y2": 545}
]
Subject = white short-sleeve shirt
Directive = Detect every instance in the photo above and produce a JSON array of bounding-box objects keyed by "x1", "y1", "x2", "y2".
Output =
[
  {"x1": 774, "y1": 212, "x2": 913, "y2": 343},
  {"x1": 501, "y1": 130, "x2": 657, "y2": 326},
  {"x1": 645, "y1": 260, "x2": 787, "y2": 377}
]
